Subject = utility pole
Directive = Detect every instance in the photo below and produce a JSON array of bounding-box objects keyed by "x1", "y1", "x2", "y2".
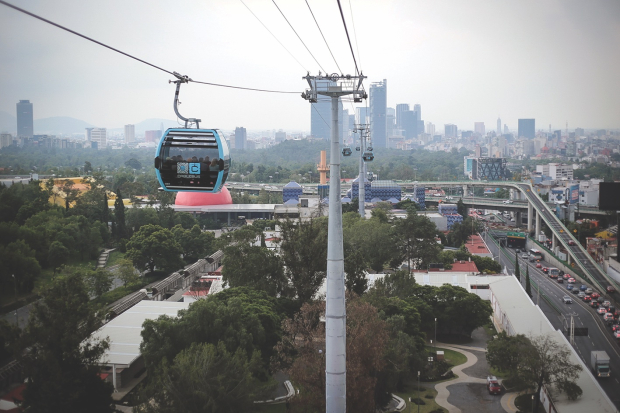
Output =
[
  {"x1": 354, "y1": 123, "x2": 369, "y2": 219},
  {"x1": 302, "y1": 72, "x2": 366, "y2": 413}
]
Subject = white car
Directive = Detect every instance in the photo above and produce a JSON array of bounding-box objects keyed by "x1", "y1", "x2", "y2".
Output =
[{"x1": 503, "y1": 200, "x2": 513, "y2": 204}]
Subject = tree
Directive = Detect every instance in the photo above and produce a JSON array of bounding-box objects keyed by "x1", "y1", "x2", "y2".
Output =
[
  {"x1": 126, "y1": 224, "x2": 184, "y2": 274},
  {"x1": 61, "y1": 180, "x2": 79, "y2": 211},
  {"x1": 278, "y1": 218, "x2": 328, "y2": 303},
  {"x1": 114, "y1": 189, "x2": 127, "y2": 240},
  {"x1": 456, "y1": 198, "x2": 466, "y2": 216},
  {"x1": 20, "y1": 270, "x2": 114, "y2": 412},
  {"x1": 221, "y1": 243, "x2": 286, "y2": 296},
  {"x1": 172, "y1": 224, "x2": 215, "y2": 262},
  {"x1": 274, "y1": 296, "x2": 389, "y2": 412},
  {"x1": 393, "y1": 211, "x2": 441, "y2": 272},
  {"x1": 514, "y1": 250, "x2": 521, "y2": 282},
  {"x1": 48, "y1": 240, "x2": 70, "y2": 275},
  {"x1": 84, "y1": 268, "x2": 114, "y2": 298},
  {"x1": 117, "y1": 258, "x2": 139, "y2": 287},
  {"x1": 525, "y1": 265, "x2": 532, "y2": 297},
  {"x1": 486, "y1": 333, "x2": 583, "y2": 409},
  {"x1": 447, "y1": 217, "x2": 482, "y2": 247},
  {"x1": 135, "y1": 342, "x2": 267, "y2": 413}
]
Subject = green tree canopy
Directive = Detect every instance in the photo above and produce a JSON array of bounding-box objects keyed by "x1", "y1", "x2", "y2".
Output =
[{"x1": 126, "y1": 224, "x2": 184, "y2": 274}]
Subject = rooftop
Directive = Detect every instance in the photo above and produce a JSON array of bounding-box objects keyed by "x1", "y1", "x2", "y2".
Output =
[{"x1": 464, "y1": 234, "x2": 491, "y2": 256}]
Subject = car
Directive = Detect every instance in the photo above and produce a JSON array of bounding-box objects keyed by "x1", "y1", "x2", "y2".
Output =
[
  {"x1": 563, "y1": 274, "x2": 570, "y2": 280},
  {"x1": 563, "y1": 296, "x2": 573, "y2": 304},
  {"x1": 598, "y1": 296, "x2": 605, "y2": 303},
  {"x1": 568, "y1": 278, "x2": 576, "y2": 284},
  {"x1": 607, "y1": 286, "x2": 616, "y2": 293},
  {"x1": 572, "y1": 288, "x2": 580, "y2": 294},
  {"x1": 559, "y1": 270, "x2": 565, "y2": 277},
  {"x1": 583, "y1": 295, "x2": 591, "y2": 301},
  {"x1": 503, "y1": 200, "x2": 513, "y2": 204},
  {"x1": 542, "y1": 267, "x2": 549, "y2": 274},
  {"x1": 614, "y1": 330, "x2": 620, "y2": 339},
  {"x1": 536, "y1": 263, "x2": 542, "y2": 268},
  {"x1": 568, "y1": 240, "x2": 576, "y2": 246},
  {"x1": 591, "y1": 292, "x2": 600, "y2": 299},
  {"x1": 598, "y1": 307, "x2": 608, "y2": 315},
  {"x1": 580, "y1": 285, "x2": 588, "y2": 291},
  {"x1": 521, "y1": 254, "x2": 529, "y2": 259},
  {"x1": 604, "y1": 313, "x2": 614, "y2": 322},
  {"x1": 585, "y1": 288, "x2": 593, "y2": 294},
  {"x1": 578, "y1": 291, "x2": 586, "y2": 299},
  {"x1": 590, "y1": 301, "x2": 599, "y2": 308},
  {"x1": 602, "y1": 300, "x2": 611, "y2": 308},
  {"x1": 487, "y1": 376, "x2": 502, "y2": 395},
  {"x1": 557, "y1": 277, "x2": 564, "y2": 283},
  {"x1": 612, "y1": 324, "x2": 620, "y2": 333},
  {"x1": 516, "y1": 248, "x2": 521, "y2": 254},
  {"x1": 567, "y1": 284, "x2": 574, "y2": 290}
]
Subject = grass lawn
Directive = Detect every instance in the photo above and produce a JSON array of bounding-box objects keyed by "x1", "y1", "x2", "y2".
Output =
[
  {"x1": 254, "y1": 403, "x2": 286, "y2": 413},
  {"x1": 427, "y1": 346, "x2": 467, "y2": 367},
  {"x1": 395, "y1": 386, "x2": 445, "y2": 413},
  {"x1": 106, "y1": 250, "x2": 125, "y2": 267}
]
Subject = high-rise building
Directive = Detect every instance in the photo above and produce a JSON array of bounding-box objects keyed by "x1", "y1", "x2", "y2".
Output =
[
  {"x1": 235, "y1": 127, "x2": 247, "y2": 150},
  {"x1": 386, "y1": 107, "x2": 395, "y2": 138},
  {"x1": 275, "y1": 130, "x2": 286, "y2": 143},
  {"x1": 474, "y1": 122, "x2": 485, "y2": 136},
  {"x1": 369, "y1": 79, "x2": 387, "y2": 148},
  {"x1": 503, "y1": 124, "x2": 509, "y2": 134},
  {"x1": 395, "y1": 104, "x2": 409, "y2": 129},
  {"x1": 124, "y1": 124, "x2": 135, "y2": 143},
  {"x1": 413, "y1": 104, "x2": 423, "y2": 137},
  {"x1": 16, "y1": 100, "x2": 33, "y2": 138},
  {"x1": 426, "y1": 122, "x2": 435, "y2": 136},
  {"x1": 518, "y1": 119, "x2": 535, "y2": 139},
  {"x1": 90, "y1": 128, "x2": 107, "y2": 149},
  {"x1": 497, "y1": 118, "x2": 501, "y2": 135},
  {"x1": 445, "y1": 124, "x2": 458, "y2": 138},
  {"x1": 401, "y1": 111, "x2": 417, "y2": 139},
  {"x1": 1, "y1": 133, "x2": 13, "y2": 149},
  {"x1": 575, "y1": 128, "x2": 585, "y2": 136},
  {"x1": 310, "y1": 80, "x2": 344, "y2": 140}
]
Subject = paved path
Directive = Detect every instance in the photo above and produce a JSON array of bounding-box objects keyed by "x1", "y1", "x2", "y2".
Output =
[{"x1": 434, "y1": 344, "x2": 518, "y2": 413}]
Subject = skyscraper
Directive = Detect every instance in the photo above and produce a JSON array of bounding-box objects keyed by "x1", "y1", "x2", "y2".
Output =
[
  {"x1": 445, "y1": 124, "x2": 458, "y2": 138},
  {"x1": 310, "y1": 80, "x2": 344, "y2": 141},
  {"x1": 413, "y1": 104, "x2": 423, "y2": 137},
  {"x1": 386, "y1": 107, "x2": 395, "y2": 138},
  {"x1": 518, "y1": 119, "x2": 535, "y2": 139},
  {"x1": 124, "y1": 124, "x2": 135, "y2": 144},
  {"x1": 426, "y1": 122, "x2": 435, "y2": 136},
  {"x1": 497, "y1": 118, "x2": 501, "y2": 135},
  {"x1": 401, "y1": 110, "x2": 417, "y2": 139},
  {"x1": 356, "y1": 107, "x2": 368, "y2": 124},
  {"x1": 474, "y1": 122, "x2": 485, "y2": 136},
  {"x1": 16, "y1": 100, "x2": 33, "y2": 138},
  {"x1": 369, "y1": 79, "x2": 387, "y2": 148},
  {"x1": 395, "y1": 103, "x2": 409, "y2": 129},
  {"x1": 235, "y1": 127, "x2": 247, "y2": 150}
]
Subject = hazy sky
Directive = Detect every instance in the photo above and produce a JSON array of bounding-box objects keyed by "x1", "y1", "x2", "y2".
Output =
[{"x1": 1, "y1": 0, "x2": 619, "y2": 133}]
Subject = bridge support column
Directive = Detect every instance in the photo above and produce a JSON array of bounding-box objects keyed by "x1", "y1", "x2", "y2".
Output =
[
  {"x1": 516, "y1": 211, "x2": 522, "y2": 227},
  {"x1": 462, "y1": 185, "x2": 468, "y2": 197},
  {"x1": 552, "y1": 233, "x2": 557, "y2": 251},
  {"x1": 535, "y1": 211, "x2": 541, "y2": 238},
  {"x1": 527, "y1": 203, "x2": 533, "y2": 233}
]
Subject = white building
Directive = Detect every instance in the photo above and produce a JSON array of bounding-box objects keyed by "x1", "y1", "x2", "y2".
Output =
[
  {"x1": 124, "y1": 124, "x2": 135, "y2": 144},
  {"x1": 89, "y1": 128, "x2": 107, "y2": 149},
  {"x1": 536, "y1": 163, "x2": 574, "y2": 180}
]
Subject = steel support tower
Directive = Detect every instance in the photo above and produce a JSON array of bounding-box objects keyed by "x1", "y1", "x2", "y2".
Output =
[{"x1": 302, "y1": 73, "x2": 366, "y2": 413}]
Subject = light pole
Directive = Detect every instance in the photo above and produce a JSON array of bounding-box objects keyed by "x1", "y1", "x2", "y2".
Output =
[
  {"x1": 417, "y1": 370, "x2": 420, "y2": 413},
  {"x1": 434, "y1": 317, "x2": 437, "y2": 356},
  {"x1": 11, "y1": 274, "x2": 17, "y2": 327}
]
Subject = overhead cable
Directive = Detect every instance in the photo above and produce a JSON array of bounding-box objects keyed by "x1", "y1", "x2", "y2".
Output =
[
  {"x1": 0, "y1": 0, "x2": 298, "y2": 94},
  {"x1": 336, "y1": 0, "x2": 359, "y2": 77},
  {"x1": 271, "y1": 0, "x2": 327, "y2": 73},
  {"x1": 347, "y1": 0, "x2": 362, "y2": 72},
  {"x1": 240, "y1": 0, "x2": 307, "y2": 72},
  {"x1": 304, "y1": 0, "x2": 342, "y2": 74}
]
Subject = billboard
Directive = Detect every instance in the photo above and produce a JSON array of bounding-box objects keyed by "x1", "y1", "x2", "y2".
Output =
[
  {"x1": 570, "y1": 184, "x2": 579, "y2": 205},
  {"x1": 599, "y1": 182, "x2": 620, "y2": 210}
]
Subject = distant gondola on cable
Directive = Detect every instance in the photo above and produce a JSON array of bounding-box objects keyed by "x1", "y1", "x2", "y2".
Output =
[
  {"x1": 154, "y1": 72, "x2": 230, "y2": 192},
  {"x1": 362, "y1": 150, "x2": 374, "y2": 162},
  {"x1": 342, "y1": 146, "x2": 352, "y2": 156},
  {"x1": 154, "y1": 128, "x2": 230, "y2": 192}
]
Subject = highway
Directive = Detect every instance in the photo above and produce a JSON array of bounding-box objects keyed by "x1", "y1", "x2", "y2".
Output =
[{"x1": 483, "y1": 231, "x2": 620, "y2": 408}]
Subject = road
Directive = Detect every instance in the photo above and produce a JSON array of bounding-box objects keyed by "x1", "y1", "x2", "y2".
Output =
[
  {"x1": 516, "y1": 183, "x2": 619, "y2": 303},
  {"x1": 484, "y1": 231, "x2": 620, "y2": 408}
]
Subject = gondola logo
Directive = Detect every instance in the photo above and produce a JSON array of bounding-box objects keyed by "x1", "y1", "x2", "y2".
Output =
[
  {"x1": 189, "y1": 163, "x2": 200, "y2": 174},
  {"x1": 177, "y1": 163, "x2": 189, "y2": 174}
]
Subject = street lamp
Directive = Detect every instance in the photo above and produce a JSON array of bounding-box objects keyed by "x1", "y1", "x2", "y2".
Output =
[
  {"x1": 417, "y1": 371, "x2": 421, "y2": 413},
  {"x1": 434, "y1": 317, "x2": 437, "y2": 356},
  {"x1": 11, "y1": 274, "x2": 17, "y2": 326}
]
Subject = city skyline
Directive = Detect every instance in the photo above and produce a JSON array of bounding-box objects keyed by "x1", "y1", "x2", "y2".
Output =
[{"x1": 1, "y1": 0, "x2": 619, "y2": 131}]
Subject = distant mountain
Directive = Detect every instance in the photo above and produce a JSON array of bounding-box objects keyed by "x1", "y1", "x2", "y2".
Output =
[
  {"x1": 0, "y1": 111, "x2": 16, "y2": 133},
  {"x1": 34, "y1": 117, "x2": 94, "y2": 135},
  {"x1": 133, "y1": 118, "x2": 179, "y2": 135}
]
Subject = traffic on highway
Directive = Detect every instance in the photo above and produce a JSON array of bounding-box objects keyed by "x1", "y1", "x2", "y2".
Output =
[{"x1": 483, "y1": 230, "x2": 620, "y2": 408}]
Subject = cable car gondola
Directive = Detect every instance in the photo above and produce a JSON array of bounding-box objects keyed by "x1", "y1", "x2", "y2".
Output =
[
  {"x1": 342, "y1": 146, "x2": 352, "y2": 156},
  {"x1": 154, "y1": 128, "x2": 229, "y2": 192},
  {"x1": 355, "y1": 146, "x2": 360, "y2": 151},
  {"x1": 362, "y1": 151, "x2": 374, "y2": 162},
  {"x1": 367, "y1": 146, "x2": 373, "y2": 151},
  {"x1": 154, "y1": 74, "x2": 230, "y2": 192}
]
